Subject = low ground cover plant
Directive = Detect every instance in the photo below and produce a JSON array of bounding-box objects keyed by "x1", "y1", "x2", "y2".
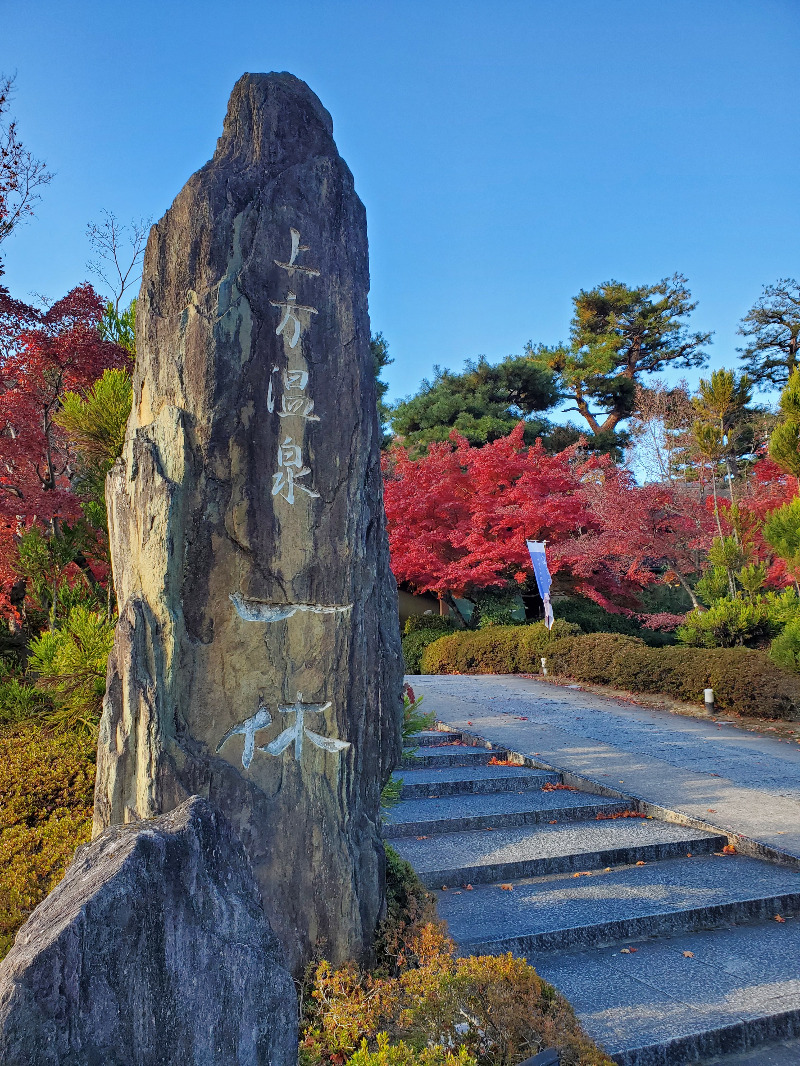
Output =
[{"x1": 0, "y1": 720, "x2": 95, "y2": 959}]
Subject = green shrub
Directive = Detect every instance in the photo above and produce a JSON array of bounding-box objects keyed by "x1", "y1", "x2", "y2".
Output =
[
  {"x1": 381, "y1": 686, "x2": 435, "y2": 809},
  {"x1": 28, "y1": 606, "x2": 115, "y2": 730},
  {"x1": 403, "y1": 615, "x2": 456, "y2": 636},
  {"x1": 696, "y1": 566, "x2": 732, "y2": 606},
  {"x1": 518, "y1": 620, "x2": 583, "y2": 670},
  {"x1": 473, "y1": 588, "x2": 526, "y2": 628},
  {"x1": 770, "y1": 618, "x2": 800, "y2": 672},
  {"x1": 765, "y1": 588, "x2": 800, "y2": 627},
  {"x1": 402, "y1": 616, "x2": 457, "y2": 674},
  {"x1": 677, "y1": 598, "x2": 778, "y2": 649},
  {"x1": 420, "y1": 627, "x2": 521, "y2": 675},
  {"x1": 348, "y1": 1034, "x2": 475, "y2": 1066},
  {"x1": 0, "y1": 678, "x2": 48, "y2": 725},
  {"x1": 373, "y1": 844, "x2": 440, "y2": 976}
]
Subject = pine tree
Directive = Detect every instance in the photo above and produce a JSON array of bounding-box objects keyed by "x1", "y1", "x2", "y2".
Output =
[
  {"x1": 738, "y1": 279, "x2": 800, "y2": 390},
  {"x1": 529, "y1": 274, "x2": 709, "y2": 446},
  {"x1": 768, "y1": 367, "x2": 800, "y2": 486}
]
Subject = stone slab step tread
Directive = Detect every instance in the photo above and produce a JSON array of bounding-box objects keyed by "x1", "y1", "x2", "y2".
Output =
[
  {"x1": 382, "y1": 789, "x2": 632, "y2": 837},
  {"x1": 400, "y1": 748, "x2": 503, "y2": 769},
  {"x1": 395, "y1": 764, "x2": 560, "y2": 799},
  {"x1": 409, "y1": 731, "x2": 465, "y2": 746},
  {"x1": 698, "y1": 1036, "x2": 800, "y2": 1065},
  {"x1": 437, "y1": 853, "x2": 800, "y2": 954},
  {"x1": 532, "y1": 919, "x2": 800, "y2": 1065},
  {"x1": 392, "y1": 820, "x2": 726, "y2": 886}
]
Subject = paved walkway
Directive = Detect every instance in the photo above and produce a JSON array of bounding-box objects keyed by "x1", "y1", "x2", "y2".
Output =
[{"x1": 408, "y1": 675, "x2": 800, "y2": 861}]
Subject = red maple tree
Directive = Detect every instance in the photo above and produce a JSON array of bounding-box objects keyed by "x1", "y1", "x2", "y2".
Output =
[
  {"x1": 383, "y1": 423, "x2": 712, "y2": 612},
  {"x1": 0, "y1": 279, "x2": 127, "y2": 617}
]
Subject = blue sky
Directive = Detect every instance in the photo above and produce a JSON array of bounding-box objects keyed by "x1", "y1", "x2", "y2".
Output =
[{"x1": 3, "y1": 0, "x2": 798, "y2": 414}]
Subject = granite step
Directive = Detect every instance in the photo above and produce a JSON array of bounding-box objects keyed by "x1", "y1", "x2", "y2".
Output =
[
  {"x1": 437, "y1": 852, "x2": 800, "y2": 955},
  {"x1": 390, "y1": 721, "x2": 800, "y2": 1066},
  {"x1": 699, "y1": 1035, "x2": 800, "y2": 1064},
  {"x1": 383, "y1": 788, "x2": 633, "y2": 838},
  {"x1": 391, "y1": 819, "x2": 726, "y2": 888},
  {"x1": 409, "y1": 731, "x2": 464, "y2": 747},
  {"x1": 532, "y1": 919, "x2": 800, "y2": 1066},
  {"x1": 395, "y1": 764, "x2": 560, "y2": 800},
  {"x1": 400, "y1": 746, "x2": 505, "y2": 769}
]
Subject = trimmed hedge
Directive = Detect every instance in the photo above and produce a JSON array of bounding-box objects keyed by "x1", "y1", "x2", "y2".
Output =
[
  {"x1": 419, "y1": 620, "x2": 580, "y2": 676},
  {"x1": 420, "y1": 628, "x2": 800, "y2": 721},
  {"x1": 402, "y1": 616, "x2": 457, "y2": 674}
]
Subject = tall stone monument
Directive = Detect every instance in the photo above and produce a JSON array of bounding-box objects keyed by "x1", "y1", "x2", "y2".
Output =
[{"x1": 93, "y1": 73, "x2": 403, "y2": 973}]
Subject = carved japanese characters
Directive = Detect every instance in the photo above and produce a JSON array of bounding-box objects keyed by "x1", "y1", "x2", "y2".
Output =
[{"x1": 93, "y1": 73, "x2": 403, "y2": 975}]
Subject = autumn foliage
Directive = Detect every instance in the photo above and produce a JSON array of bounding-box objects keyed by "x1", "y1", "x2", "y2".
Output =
[
  {"x1": 301, "y1": 923, "x2": 613, "y2": 1066},
  {"x1": 0, "y1": 278, "x2": 127, "y2": 617},
  {"x1": 383, "y1": 423, "x2": 718, "y2": 611}
]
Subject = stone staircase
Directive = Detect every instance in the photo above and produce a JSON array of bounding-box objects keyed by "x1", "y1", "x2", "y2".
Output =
[{"x1": 385, "y1": 730, "x2": 800, "y2": 1066}]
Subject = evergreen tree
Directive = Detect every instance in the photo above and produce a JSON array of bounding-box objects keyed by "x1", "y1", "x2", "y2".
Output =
[
  {"x1": 768, "y1": 366, "x2": 800, "y2": 486},
  {"x1": 390, "y1": 353, "x2": 559, "y2": 453},
  {"x1": 529, "y1": 274, "x2": 709, "y2": 448},
  {"x1": 690, "y1": 369, "x2": 755, "y2": 542},
  {"x1": 370, "y1": 332, "x2": 393, "y2": 448},
  {"x1": 100, "y1": 298, "x2": 136, "y2": 356},
  {"x1": 738, "y1": 278, "x2": 800, "y2": 390}
]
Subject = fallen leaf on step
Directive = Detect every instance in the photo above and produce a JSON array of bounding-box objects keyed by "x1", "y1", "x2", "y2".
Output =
[
  {"x1": 604, "y1": 867, "x2": 611, "y2": 872},
  {"x1": 635, "y1": 861, "x2": 646, "y2": 866},
  {"x1": 441, "y1": 886, "x2": 448, "y2": 891},
  {"x1": 597, "y1": 810, "x2": 647, "y2": 820},
  {"x1": 464, "y1": 884, "x2": 473, "y2": 890},
  {"x1": 683, "y1": 951, "x2": 694, "y2": 958},
  {"x1": 416, "y1": 836, "x2": 428, "y2": 840},
  {"x1": 687, "y1": 853, "x2": 692, "y2": 858},
  {"x1": 549, "y1": 820, "x2": 558, "y2": 824},
  {"x1": 620, "y1": 947, "x2": 637, "y2": 954},
  {"x1": 722, "y1": 845, "x2": 736, "y2": 854},
  {"x1": 485, "y1": 827, "x2": 494, "y2": 831},
  {"x1": 500, "y1": 884, "x2": 514, "y2": 891},
  {"x1": 775, "y1": 915, "x2": 786, "y2": 923},
  {"x1": 573, "y1": 872, "x2": 590, "y2": 878},
  {"x1": 707, "y1": 809, "x2": 717, "y2": 813}
]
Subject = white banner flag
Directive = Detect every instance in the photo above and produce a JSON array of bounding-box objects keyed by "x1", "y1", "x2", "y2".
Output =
[{"x1": 526, "y1": 540, "x2": 554, "y2": 630}]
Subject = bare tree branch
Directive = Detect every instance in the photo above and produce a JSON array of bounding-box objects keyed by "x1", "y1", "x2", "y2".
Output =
[
  {"x1": 86, "y1": 209, "x2": 151, "y2": 310},
  {"x1": 0, "y1": 73, "x2": 54, "y2": 245}
]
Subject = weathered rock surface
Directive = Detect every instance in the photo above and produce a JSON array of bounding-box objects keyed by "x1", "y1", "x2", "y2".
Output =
[
  {"x1": 0, "y1": 796, "x2": 297, "y2": 1066},
  {"x1": 94, "y1": 72, "x2": 403, "y2": 973}
]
